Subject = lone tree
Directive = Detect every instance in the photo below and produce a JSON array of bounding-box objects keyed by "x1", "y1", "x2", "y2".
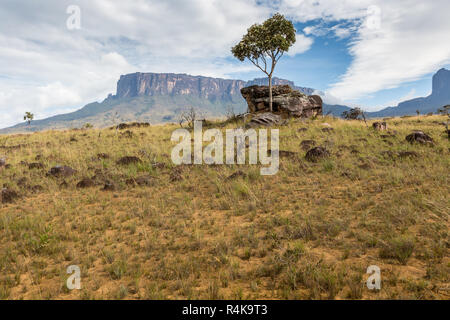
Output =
[
  {"x1": 232, "y1": 13, "x2": 296, "y2": 112},
  {"x1": 23, "y1": 112, "x2": 34, "y2": 125}
]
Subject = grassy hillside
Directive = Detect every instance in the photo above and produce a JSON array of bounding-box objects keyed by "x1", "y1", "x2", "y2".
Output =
[{"x1": 0, "y1": 115, "x2": 448, "y2": 300}]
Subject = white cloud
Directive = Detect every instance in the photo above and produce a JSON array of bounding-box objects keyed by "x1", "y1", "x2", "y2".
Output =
[
  {"x1": 287, "y1": 34, "x2": 314, "y2": 56},
  {"x1": 325, "y1": 0, "x2": 450, "y2": 102}
]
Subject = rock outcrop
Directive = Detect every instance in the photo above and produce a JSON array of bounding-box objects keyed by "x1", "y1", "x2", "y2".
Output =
[{"x1": 241, "y1": 85, "x2": 322, "y2": 118}]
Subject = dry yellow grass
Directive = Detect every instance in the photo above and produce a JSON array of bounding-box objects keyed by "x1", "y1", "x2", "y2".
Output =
[{"x1": 0, "y1": 115, "x2": 448, "y2": 300}]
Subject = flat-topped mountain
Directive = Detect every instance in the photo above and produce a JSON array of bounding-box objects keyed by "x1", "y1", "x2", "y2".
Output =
[
  {"x1": 1, "y1": 69, "x2": 449, "y2": 134},
  {"x1": 0, "y1": 73, "x2": 319, "y2": 134}
]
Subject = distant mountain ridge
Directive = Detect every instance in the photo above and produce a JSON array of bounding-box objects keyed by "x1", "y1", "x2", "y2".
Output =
[
  {"x1": 0, "y1": 73, "x2": 320, "y2": 134},
  {"x1": 369, "y1": 68, "x2": 450, "y2": 117},
  {"x1": 1, "y1": 69, "x2": 449, "y2": 134}
]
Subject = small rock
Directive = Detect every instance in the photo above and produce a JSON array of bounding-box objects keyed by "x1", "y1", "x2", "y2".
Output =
[
  {"x1": 321, "y1": 123, "x2": 332, "y2": 127},
  {"x1": 17, "y1": 177, "x2": 28, "y2": 187},
  {"x1": 305, "y1": 147, "x2": 330, "y2": 162},
  {"x1": 1, "y1": 188, "x2": 19, "y2": 204},
  {"x1": 116, "y1": 156, "x2": 142, "y2": 166},
  {"x1": 30, "y1": 185, "x2": 44, "y2": 193},
  {"x1": 134, "y1": 175, "x2": 156, "y2": 186},
  {"x1": 28, "y1": 162, "x2": 45, "y2": 170},
  {"x1": 76, "y1": 178, "x2": 95, "y2": 189},
  {"x1": 373, "y1": 122, "x2": 388, "y2": 131},
  {"x1": 247, "y1": 112, "x2": 285, "y2": 127},
  {"x1": 322, "y1": 127, "x2": 334, "y2": 133},
  {"x1": 406, "y1": 131, "x2": 434, "y2": 145},
  {"x1": 0, "y1": 158, "x2": 6, "y2": 168},
  {"x1": 49, "y1": 165, "x2": 77, "y2": 177}
]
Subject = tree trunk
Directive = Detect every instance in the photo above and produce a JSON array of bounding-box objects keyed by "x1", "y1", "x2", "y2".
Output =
[{"x1": 269, "y1": 75, "x2": 273, "y2": 113}]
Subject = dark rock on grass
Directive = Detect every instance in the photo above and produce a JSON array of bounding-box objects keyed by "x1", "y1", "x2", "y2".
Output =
[
  {"x1": 17, "y1": 177, "x2": 28, "y2": 187},
  {"x1": 97, "y1": 153, "x2": 110, "y2": 160},
  {"x1": 70, "y1": 137, "x2": 78, "y2": 142},
  {"x1": 28, "y1": 162, "x2": 45, "y2": 170},
  {"x1": 300, "y1": 140, "x2": 316, "y2": 151},
  {"x1": 298, "y1": 128, "x2": 308, "y2": 132},
  {"x1": 20, "y1": 160, "x2": 29, "y2": 166},
  {"x1": 373, "y1": 122, "x2": 388, "y2": 131},
  {"x1": 226, "y1": 170, "x2": 247, "y2": 180},
  {"x1": 1, "y1": 188, "x2": 19, "y2": 204},
  {"x1": 49, "y1": 165, "x2": 77, "y2": 177},
  {"x1": 0, "y1": 158, "x2": 6, "y2": 168},
  {"x1": 305, "y1": 147, "x2": 330, "y2": 162},
  {"x1": 135, "y1": 175, "x2": 156, "y2": 186},
  {"x1": 321, "y1": 127, "x2": 334, "y2": 133},
  {"x1": 35, "y1": 155, "x2": 42, "y2": 161},
  {"x1": 398, "y1": 151, "x2": 419, "y2": 158},
  {"x1": 76, "y1": 178, "x2": 95, "y2": 189},
  {"x1": 406, "y1": 131, "x2": 434, "y2": 145},
  {"x1": 247, "y1": 112, "x2": 285, "y2": 127},
  {"x1": 116, "y1": 156, "x2": 142, "y2": 166}
]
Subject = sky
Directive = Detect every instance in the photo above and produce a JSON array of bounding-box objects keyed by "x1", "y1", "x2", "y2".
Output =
[{"x1": 1, "y1": 0, "x2": 450, "y2": 129}]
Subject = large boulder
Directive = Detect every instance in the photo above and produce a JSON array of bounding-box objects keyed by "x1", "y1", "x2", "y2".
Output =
[{"x1": 241, "y1": 85, "x2": 322, "y2": 118}]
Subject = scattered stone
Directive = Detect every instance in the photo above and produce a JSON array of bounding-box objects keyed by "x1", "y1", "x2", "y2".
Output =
[
  {"x1": 226, "y1": 170, "x2": 247, "y2": 180},
  {"x1": 76, "y1": 178, "x2": 95, "y2": 188},
  {"x1": 0, "y1": 158, "x2": 6, "y2": 168},
  {"x1": 300, "y1": 140, "x2": 316, "y2": 151},
  {"x1": 28, "y1": 162, "x2": 45, "y2": 170},
  {"x1": 49, "y1": 165, "x2": 77, "y2": 177},
  {"x1": 35, "y1": 155, "x2": 43, "y2": 161},
  {"x1": 241, "y1": 85, "x2": 322, "y2": 118},
  {"x1": 298, "y1": 128, "x2": 308, "y2": 132},
  {"x1": 247, "y1": 112, "x2": 285, "y2": 127},
  {"x1": 406, "y1": 131, "x2": 434, "y2": 145},
  {"x1": 116, "y1": 156, "x2": 142, "y2": 166},
  {"x1": 322, "y1": 127, "x2": 334, "y2": 133},
  {"x1": 70, "y1": 137, "x2": 78, "y2": 142},
  {"x1": 373, "y1": 122, "x2": 388, "y2": 131},
  {"x1": 20, "y1": 160, "x2": 29, "y2": 166},
  {"x1": 134, "y1": 175, "x2": 156, "y2": 186},
  {"x1": 1, "y1": 188, "x2": 19, "y2": 204},
  {"x1": 305, "y1": 147, "x2": 330, "y2": 162}
]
